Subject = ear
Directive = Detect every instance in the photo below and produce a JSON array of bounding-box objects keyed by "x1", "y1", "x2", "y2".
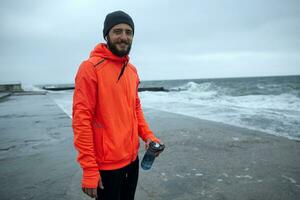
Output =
[{"x1": 105, "y1": 36, "x2": 108, "y2": 41}]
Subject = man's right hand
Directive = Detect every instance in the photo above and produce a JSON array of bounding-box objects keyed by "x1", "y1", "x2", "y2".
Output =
[
  {"x1": 145, "y1": 139, "x2": 164, "y2": 157},
  {"x1": 82, "y1": 178, "x2": 104, "y2": 198}
]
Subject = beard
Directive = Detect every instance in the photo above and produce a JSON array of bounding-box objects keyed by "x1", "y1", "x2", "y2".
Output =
[{"x1": 107, "y1": 37, "x2": 132, "y2": 57}]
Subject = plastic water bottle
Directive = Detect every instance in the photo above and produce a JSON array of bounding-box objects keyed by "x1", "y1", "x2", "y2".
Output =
[{"x1": 141, "y1": 141, "x2": 165, "y2": 170}]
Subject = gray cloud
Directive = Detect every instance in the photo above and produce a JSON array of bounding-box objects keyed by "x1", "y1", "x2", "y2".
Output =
[{"x1": 0, "y1": 0, "x2": 299, "y2": 84}]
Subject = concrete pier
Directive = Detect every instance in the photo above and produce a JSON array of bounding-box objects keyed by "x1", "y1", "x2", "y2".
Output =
[
  {"x1": 0, "y1": 82, "x2": 23, "y2": 92},
  {"x1": 0, "y1": 93, "x2": 299, "y2": 200}
]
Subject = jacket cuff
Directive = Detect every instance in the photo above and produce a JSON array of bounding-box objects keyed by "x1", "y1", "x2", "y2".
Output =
[
  {"x1": 146, "y1": 135, "x2": 160, "y2": 143},
  {"x1": 81, "y1": 168, "x2": 100, "y2": 188}
]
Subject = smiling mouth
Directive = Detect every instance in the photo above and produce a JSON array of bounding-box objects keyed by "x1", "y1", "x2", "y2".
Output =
[{"x1": 117, "y1": 43, "x2": 128, "y2": 49}]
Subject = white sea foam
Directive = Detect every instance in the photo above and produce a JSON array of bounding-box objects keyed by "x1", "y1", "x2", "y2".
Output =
[
  {"x1": 138, "y1": 81, "x2": 300, "y2": 140},
  {"x1": 22, "y1": 84, "x2": 46, "y2": 92},
  {"x1": 49, "y1": 79, "x2": 300, "y2": 141}
]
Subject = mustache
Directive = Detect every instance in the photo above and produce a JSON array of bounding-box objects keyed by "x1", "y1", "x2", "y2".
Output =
[{"x1": 117, "y1": 40, "x2": 130, "y2": 45}]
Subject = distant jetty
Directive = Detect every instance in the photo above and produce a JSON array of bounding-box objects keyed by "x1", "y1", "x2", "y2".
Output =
[
  {"x1": 0, "y1": 82, "x2": 23, "y2": 92},
  {"x1": 42, "y1": 84, "x2": 74, "y2": 91},
  {"x1": 42, "y1": 84, "x2": 169, "y2": 92},
  {"x1": 0, "y1": 83, "x2": 47, "y2": 99},
  {"x1": 138, "y1": 87, "x2": 169, "y2": 92},
  {"x1": 0, "y1": 83, "x2": 169, "y2": 93}
]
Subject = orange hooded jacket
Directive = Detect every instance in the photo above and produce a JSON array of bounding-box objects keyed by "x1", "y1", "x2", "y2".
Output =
[{"x1": 72, "y1": 43, "x2": 159, "y2": 188}]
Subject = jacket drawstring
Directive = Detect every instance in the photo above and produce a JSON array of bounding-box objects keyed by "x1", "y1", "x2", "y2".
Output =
[{"x1": 117, "y1": 61, "x2": 128, "y2": 81}]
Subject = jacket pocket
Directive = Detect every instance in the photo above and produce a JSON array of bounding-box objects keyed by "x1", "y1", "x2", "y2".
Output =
[{"x1": 102, "y1": 130, "x2": 131, "y2": 162}]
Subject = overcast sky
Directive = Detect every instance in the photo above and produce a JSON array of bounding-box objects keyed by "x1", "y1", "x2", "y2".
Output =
[{"x1": 1, "y1": 0, "x2": 300, "y2": 84}]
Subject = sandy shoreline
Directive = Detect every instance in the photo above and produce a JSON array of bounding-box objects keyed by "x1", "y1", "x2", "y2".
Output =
[{"x1": 0, "y1": 94, "x2": 299, "y2": 200}]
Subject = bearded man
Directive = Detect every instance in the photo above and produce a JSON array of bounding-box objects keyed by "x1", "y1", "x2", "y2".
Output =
[{"x1": 72, "y1": 10, "x2": 163, "y2": 200}]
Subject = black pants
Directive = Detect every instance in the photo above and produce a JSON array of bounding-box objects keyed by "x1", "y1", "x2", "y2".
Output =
[{"x1": 96, "y1": 157, "x2": 139, "y2": 200}]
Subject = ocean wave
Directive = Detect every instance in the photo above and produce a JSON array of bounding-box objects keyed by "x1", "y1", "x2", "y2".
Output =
[
  {"x1": 139, "y1": 87, "x2": 300, "y2": 140},
  {"x1": 48, "y1": 76, "x2": 300, "y2": 141}
]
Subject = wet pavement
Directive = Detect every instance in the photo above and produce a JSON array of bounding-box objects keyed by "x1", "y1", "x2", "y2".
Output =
[
  {"x1": 0, "y1": 93, "x2": 299, "y2": 200},
  {"x1": 0, "y1": 94, "x2": 79, "y2": 200}
]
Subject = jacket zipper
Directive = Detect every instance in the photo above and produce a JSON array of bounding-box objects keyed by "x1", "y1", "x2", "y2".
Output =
[
  {"x1": 121, "y1": 65, "x2": 135, "y2": 161},
  {"x1": 117, "y1": 61, "x2": 128, "y2": 81}
]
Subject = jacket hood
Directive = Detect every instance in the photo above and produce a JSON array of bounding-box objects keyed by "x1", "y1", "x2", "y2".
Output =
[{"x1": 89, "y1": 43, "x2": 129, "y2": 63}]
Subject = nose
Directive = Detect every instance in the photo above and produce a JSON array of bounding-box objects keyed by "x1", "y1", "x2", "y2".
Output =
[{"x1": 120, "y1": 31, "x2": 128, "y2": 40}]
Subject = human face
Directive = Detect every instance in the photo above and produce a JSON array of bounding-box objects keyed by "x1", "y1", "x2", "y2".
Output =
[{"x1": 106, "y1": 23, "x2": 133, "y2": 57}]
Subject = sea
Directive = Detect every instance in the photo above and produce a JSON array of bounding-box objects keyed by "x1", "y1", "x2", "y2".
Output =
[{"x1": 42, "y1": 75, "x2": 300, "y2": 141}]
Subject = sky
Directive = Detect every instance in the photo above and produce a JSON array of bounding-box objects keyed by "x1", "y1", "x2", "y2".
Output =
[{"x1": 0, "y1": 0, "x2": 300, "y2": 84}]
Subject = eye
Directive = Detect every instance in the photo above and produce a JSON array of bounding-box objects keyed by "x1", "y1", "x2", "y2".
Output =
[
  {"x1": 126, "y1": 30, "x2": 133, "y2": 36},
  {"x1": 113, "y1": 29, "x2": 122, "y2": 35}
]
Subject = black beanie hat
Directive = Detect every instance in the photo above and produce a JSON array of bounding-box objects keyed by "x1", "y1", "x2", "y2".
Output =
[{"x1": 103, "y1": 10, "x2": 134, "y2": 39}]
